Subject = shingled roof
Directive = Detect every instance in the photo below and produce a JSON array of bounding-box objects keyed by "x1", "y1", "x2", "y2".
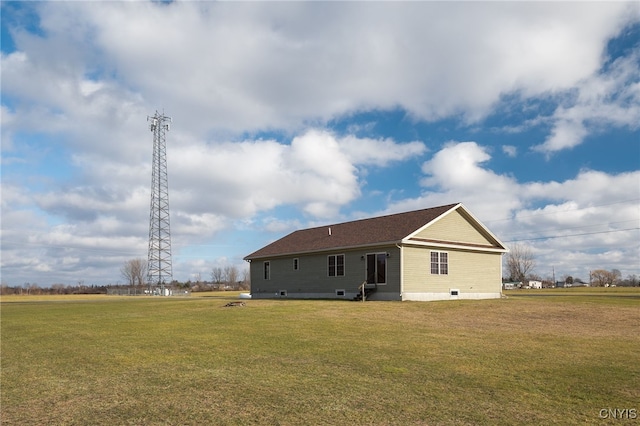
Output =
[{"x1": 244, "y1": 203, "x2": 460, "y2": 260}]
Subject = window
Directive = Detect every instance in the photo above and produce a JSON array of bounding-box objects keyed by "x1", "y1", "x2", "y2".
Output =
[
  {"x1": 440, "y1": 252, "x2": 448, "y2": 275},
  {"x1": 336, "y1": 289, "x2": 346, "y2": 297},
  {"x1": 366, "y1": 253, "x2": 387, "y2": 284},
  {"x1": 293, "y1": 258, "x2": 299, "y2": 271},
  {"x1": 279, "y1": 290, "x2": 287, "y2": 297},
  {"x1": 430, "y1": 251, "x2": 448, "y2": 275},
  {"x1": 328, "y1": 254, "x2": 345, "y2": 277},
  {"x1": 263, "y1": 261, "x2": 270, "y2": 280}
]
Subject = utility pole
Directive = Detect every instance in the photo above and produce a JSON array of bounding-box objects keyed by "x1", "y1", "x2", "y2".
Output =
[{"x1": 147, "y1": 111, "x2": 173, "y2": 295}]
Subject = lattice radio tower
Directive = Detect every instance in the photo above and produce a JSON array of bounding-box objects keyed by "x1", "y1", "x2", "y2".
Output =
[{"x1": 147, "y1": 111, "x2": 173, "y2": 293}]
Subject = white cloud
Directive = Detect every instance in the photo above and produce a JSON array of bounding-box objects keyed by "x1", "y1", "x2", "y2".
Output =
[
  {"x1": 502, "y1": 145, "x2": 517, "y2": 157},
  {"x1": 414, "y1": 142, "x2": 521, "y2": 219},
  {"x1": 387, "y1": 141, "x2": 640, "y2": 278},
  {"x1": 3, "y1": 1, "x2": 633, "y2": 137},
  {"x1": 523, "y1": 169, "x2": 640, "y2": 206},
  {"x1": 169, "y1": 130, "x2": 357, "y2": 219},
  {"x1": 338, "y1": 136, "x2": 426, "y2": 167},
  {"x1": 538, "y1": 118, "x2": 589, "y2": 152},
  {"x1": 260, "y1": 217, "x2": 304, "y2": 234},
  {"x1": 169, "y1": 129, "x2": 425, "y2": 220},
  {"x1": 172, "y1": 212, "x2": 228, "y2": 238},
  {"x1": 534, "y1": 49, "x2": 640, "y2": 154},
  {"x1": 2, "y1": 2, "x2": 635, "y2": 173}
]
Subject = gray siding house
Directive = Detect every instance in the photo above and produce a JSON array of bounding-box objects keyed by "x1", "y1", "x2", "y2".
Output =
[{"x1": 244, "y1": 203, "x2": 508, "y2": 301}]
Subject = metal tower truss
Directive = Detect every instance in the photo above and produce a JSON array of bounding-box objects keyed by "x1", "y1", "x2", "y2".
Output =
[{"x1": 147, "y1": 111, "x2": 173, "y2": 291}]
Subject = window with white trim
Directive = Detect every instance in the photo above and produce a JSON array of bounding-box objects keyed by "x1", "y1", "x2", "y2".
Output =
[
  {"x1": 430, "y1": 251, "x2": 448, "y2": 275},
  {"x1": 328, "y1": 254, "x2": 345, "y2": 277}
]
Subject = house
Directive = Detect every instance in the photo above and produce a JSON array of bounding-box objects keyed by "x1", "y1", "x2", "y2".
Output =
[
  {"x1": 503, "y1": 282, "x2": 521, "y2": 290},
  {"x1": 244, "y1": 203, "x2": 508, "y2": 301},
  {"x1": 528, "y1": 280, "x2": 543, "y2": 289}
]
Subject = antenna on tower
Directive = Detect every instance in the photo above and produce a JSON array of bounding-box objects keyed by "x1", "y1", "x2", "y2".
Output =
[{"x1": 147, "y1": 110, "x2": 173, "y2": 295}]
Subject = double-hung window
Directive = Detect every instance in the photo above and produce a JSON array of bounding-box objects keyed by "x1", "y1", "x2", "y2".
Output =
[
  {"x1": 430, "y1": 251, "x2": 448, "y2": 275},
  {"x1": 328, "y1": 254, "x2": 345, "y2": 277}
]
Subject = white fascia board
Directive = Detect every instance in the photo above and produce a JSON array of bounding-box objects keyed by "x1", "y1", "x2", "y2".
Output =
[{"x1": 400, "y1": 238, "x2": 508, "y2": 253}]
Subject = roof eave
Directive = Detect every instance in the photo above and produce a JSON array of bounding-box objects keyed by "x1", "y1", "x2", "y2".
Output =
[{"x1": 244, "y1": 240, "x2": 403, "y2": 261}]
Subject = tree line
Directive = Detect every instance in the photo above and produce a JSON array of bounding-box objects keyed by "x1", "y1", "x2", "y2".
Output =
[
  {"x1": 120, "y1": 258, "x2": 250, "y2": 292},
  {"x1": 1, "y1": 259, "x2": 251, "y2": 295},
  {"x1": 0, "y1": 282, "x2": 108, "y2": 295},
  {"x1": 504, "y1": 243, "x2": 639, "y2": 287}
]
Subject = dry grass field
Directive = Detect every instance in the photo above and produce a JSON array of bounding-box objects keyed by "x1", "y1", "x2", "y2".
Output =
[{"x1": 1, "y1": 289, "x2": 639, "y2": 425}]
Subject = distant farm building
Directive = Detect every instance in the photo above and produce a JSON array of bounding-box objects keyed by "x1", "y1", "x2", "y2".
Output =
[
  {"x1": 528, "y1": 280, "x2": 543, "y2": 289},
  {"x1": 503, "y1": 282, "x2": 521, "y2": 290}
]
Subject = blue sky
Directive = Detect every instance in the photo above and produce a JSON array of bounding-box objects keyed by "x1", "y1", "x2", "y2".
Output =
[{"x1": 1, "y1": 1, "x2": 639, "y2": 287}]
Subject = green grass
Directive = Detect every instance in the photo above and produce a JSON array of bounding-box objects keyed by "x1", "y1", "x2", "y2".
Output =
[{"x1": 2, "y1": 292, "x2": 639, "y2": 425}]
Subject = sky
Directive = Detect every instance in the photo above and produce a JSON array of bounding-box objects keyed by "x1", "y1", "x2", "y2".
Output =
[{"x1": 1, "y1": 1, "x2": 639, "y2": 287}]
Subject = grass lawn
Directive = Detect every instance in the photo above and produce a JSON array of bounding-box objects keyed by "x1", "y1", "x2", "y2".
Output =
[{"x1": 1, "y1": 290, "x2": 639, "y2": 425}]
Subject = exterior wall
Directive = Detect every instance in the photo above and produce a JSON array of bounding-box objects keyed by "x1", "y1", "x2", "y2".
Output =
[
  {"x1": 250, "y1": 246, "x2": 401, "y2": 300},
  {"x1": 414, "y1": 209, "x2": 493, "y2": 246},
  {"x1": 401, "y1": 245, "x2": 503, "y2": 301}
]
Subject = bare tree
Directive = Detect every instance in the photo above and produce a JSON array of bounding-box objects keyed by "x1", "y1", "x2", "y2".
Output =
[
  {"x1": 241, "y1": 267, "x2": 250, "y2": 290},
  {"x1": 611, "y1": 269, "x2": 622, "y2": 284},
  {"x1": 23, "y1": 282, "x2": 39, "y2": 295},
  {"x1": 121, "y1": 258, "x2": 148, "y2": 286},
  {"x1": 590, "y1": 269, "x2": 621, "y2": 287},
  {"x1": 51, "y1": 283, "x2": 66, "y2": 294},
  {"x1": 505, "y1": 243, "x2": 535, "y2": 284},
  {"x1": 121, "y1": 260, "x2": 135, "y2": 286},
  {"x1": 211, "y1": 267, "x2": 223, "y2": 287},
  {"x1": 224, "y1": 265, "x2": 239, "y2": 288}
]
